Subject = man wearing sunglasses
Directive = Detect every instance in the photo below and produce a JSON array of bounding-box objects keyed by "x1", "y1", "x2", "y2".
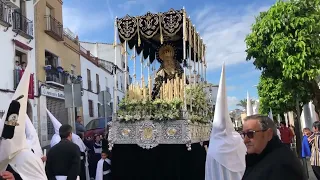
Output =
[{"x1": 241, "y1": 115, "x2": 306, "y2": 180}]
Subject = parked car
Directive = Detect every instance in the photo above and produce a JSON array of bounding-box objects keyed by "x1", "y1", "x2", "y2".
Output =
[{"x1": 84, "y1": 117, "x2": 112, "y2": 139}]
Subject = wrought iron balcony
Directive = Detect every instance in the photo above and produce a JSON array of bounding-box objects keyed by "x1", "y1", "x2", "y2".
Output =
[
  {"x1": 0, "y1": 1, "x2": 11, "y2": 28},
  {"x1": 45, "y1": 68, "x2": 68, "y2": 87},
  {"x1": 12, "y1": 11, "x2": 33, "y2": 40},
  {"x1": 44, "y1": 15, "x2": 63, "y2": 41}
]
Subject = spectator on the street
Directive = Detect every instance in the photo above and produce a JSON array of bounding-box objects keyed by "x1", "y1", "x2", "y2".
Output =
[
  {"x1": 302, "y1": 128, "x2": 311, "y2": 158},
  {"x1": 303, "y1": 128, "x2": 313, "y2": 150},
  {"x1": 95, "y1": 151, "x2": 111, "y2": 180},
  {"x1": 289, "y1": 124, "x2": 296, "y2": 136},
  {"x1": 241, "y1": 115, "x2": 306, "y2": 180},
  {"x1": 45, "y1": 124, "x2": 81, "y2": 180},
  {"x1": 279, "y1": 121, "x2": 294, "y2": 148},
  {"x1": 89, "y1": 134, "x2": 103, "y2": 179},
  {"x1": 76, "y1": 116, "x2": 86, "y2": 135},
  {"x1": 309, "y1": 121, "x2": 320, "y2": 179}
]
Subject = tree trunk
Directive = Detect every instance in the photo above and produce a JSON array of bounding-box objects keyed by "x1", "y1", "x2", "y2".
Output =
[
  {"x1": 280, "y1": 113, "x2": 285, "y2": 123},
  {"x1": 294, "y1": 100, "x2": 303, "y2": 158},
  {"x1": 311, "y1": 80, "x2": 320, "y2": 117}
]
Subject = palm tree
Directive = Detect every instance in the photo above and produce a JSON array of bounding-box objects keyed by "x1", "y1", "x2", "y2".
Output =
[{"x1": 236, "y1": 98, "x2": 255, "y2": 109}]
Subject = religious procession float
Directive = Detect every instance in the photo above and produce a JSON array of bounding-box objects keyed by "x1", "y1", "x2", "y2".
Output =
[{"x1": 108, "y1": 8, "x2": 213, "y2": 180}]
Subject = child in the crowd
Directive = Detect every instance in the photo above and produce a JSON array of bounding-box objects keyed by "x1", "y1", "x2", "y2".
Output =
[
  {"x1": 90, "y1": 134, "x2": 102, "y2": 178},
  {"x1": 95, "y1": 151, "x2": 111, "y2": 180}
]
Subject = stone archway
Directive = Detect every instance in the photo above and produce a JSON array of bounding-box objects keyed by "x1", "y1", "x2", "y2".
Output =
[{"x1": 27, "y1": 101, "x2": 33, "y2": 122}]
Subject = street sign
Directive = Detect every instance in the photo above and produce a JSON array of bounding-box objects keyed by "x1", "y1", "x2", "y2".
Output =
[
  {"x1": 105, "y1": 104, "x2": 112, "y2": 117},
  {"x1": 64, "y1": 83, "x2": 82, "y2": 108},
  {"x1": 98, "y1": 90, "x2": 111, "y2": 104}
]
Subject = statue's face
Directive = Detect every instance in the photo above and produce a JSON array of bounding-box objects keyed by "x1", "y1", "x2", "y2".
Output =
[{"x1": 159, "y1": 45, "x2": 175, "y2": 62}]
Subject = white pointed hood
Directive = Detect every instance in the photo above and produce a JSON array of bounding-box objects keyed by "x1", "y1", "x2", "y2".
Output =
[
  {"x1": 46, "y1": 109, "x2": 62, "y2": 147},
  {"x1": 46, "y1": 109, "x2": 61, "y2": 134},
  {"x1": 0, "y1": 64, "x2": 31, "y2": 171},
  {"x1": 46, "y1": 109, "x2": 86, "y2": 152},
  {"x1": 211, "y1": 64, "x2": 234, "y2": 134},
  {"x1": 268, "y1": 108, "x2": 273, "y2": 120},
  {"x1": 25, "y1": 115, "x2": 43, "y2": 158},
  {"x1": 253, "y1": 100, "x2": 259, "y2": 115},
  {"x1": 206, "y1": 64, "x2": 246, "y2": 173},
  {"x1": 246, "y1": 92, "x2": 253, "y2": 116}
]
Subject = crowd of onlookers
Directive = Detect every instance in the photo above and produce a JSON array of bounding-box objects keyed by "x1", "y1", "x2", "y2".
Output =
[
  {"x1": 301, "y1": 121, "x2": 320, "y2": 179},
  {"x1": 75, "y1": 116, "x2": 111, "y2": 179}
]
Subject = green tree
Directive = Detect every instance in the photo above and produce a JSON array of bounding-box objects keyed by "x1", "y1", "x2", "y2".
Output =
[
  {"x1": 258, "y1": 75, "x2": 311, "y2": 115},
  {"x1": 257, "y1": 74, "x2": 311, "y2": 157},
  {"x1": 236, "y1": 99, "x2": 256, "y2": 109},
  {"x1": 245, "y1": 0, "x2": 320, "y2": 114}
]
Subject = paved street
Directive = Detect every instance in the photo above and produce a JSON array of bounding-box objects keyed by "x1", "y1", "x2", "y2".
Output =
[{"x1": 307, "y1": 161, "x2": 317, "y2": 180}]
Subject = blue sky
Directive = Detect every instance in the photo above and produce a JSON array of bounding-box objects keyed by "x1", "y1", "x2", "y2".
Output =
[{"x1": 63, "y1": 0, "x2": 277, "y2": 110}]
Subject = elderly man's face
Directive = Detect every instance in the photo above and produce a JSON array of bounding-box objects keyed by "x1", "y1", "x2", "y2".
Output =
[{"x1": 242, "y1": 119, "x2": 273, "y2": 154}]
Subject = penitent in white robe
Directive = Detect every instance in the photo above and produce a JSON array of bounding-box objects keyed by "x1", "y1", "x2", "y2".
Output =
[
  {"x1": 205, "y1": 157, "x2": 244, "y2": 180},
  {"x1": 9, "y1": 149, "x2": 47, "y2": 180},
  {"x1": 96, "y1": 158, "x2": 111, "y2": 180},
  {"x1": 205, "y1": 64, "x2": 246, "y2": 180}
]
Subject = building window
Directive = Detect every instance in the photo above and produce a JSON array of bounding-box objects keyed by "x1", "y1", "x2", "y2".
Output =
[
  {"x1": 117, "y1": 96, "x2": 120, "y2": 105},
  {"x1": 45, "y1": 51, "x2": 59, "y2": 67},
  {"x1": 110, "y1": 102, "x2": 113, "y2": 113},
  {"x1": 88, "y1": 100, "x2": 93, "y2": 117},
  {"x1": 14, "y1": 50, "x2": 27, "y2": 89},
  {"x1": 98, "y1": 103, "x2": 102, "y2": 117},
  {"x1": 105, "y1": 77, "x2": 108, "y2": 91},
  {"x1": 87, "y1": 69, "x2": 92, "y2": 91},
  {"x1": 45, "y1": 51, "x2": 66, "y2": 85},
  {"x1": 19, "y1": 0, "x2": 26, "y2": 17},
  {"x1": 96, "y1": 74, "x2": 100, "y2": 93}
]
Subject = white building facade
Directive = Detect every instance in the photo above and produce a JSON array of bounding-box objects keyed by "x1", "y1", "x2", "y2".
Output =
[
  {"x1": 80, "y1": 42, "x2": 127, "y2": 107},
  {"x1": 80, "y1": 46, "x2": 114, "y2": 125},
  {"x1": 0, "y1": 0, "x2": 38, "y2": 130}
]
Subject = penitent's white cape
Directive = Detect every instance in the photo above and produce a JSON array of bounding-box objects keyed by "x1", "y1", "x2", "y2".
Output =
[
  {"x1": 246, "y1": 91, "x2": 253, "y2": 116},
  {"x1": 205, "y1": 64, "x2": 246, "y2": 180},
  {"x1": 0, "y1": 65, "x2": 47, "y2": 179},
  {"x1": 25, "y1": 115, "x2": 43, "y2": 158},
  {"x1": 96, "y1": 158, "x2": 111, "y2": 180}
]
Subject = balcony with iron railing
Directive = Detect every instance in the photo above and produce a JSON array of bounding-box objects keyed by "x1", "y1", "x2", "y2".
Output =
[
  {"x1": 0, "y1": 1, "x2": 12, "y2": 27},
  {"x1": 64, "y1": 28, "x2": 78, "y2": 44},
  {"x1": 12, "y1": 11, "x2": 33, "y2": 40},
  {"x1": 45, "y1": 67, "x2": 68, "y2": 87},
  {"x1": 44, "y1": 15, "x2": 63, "y2": 41}
]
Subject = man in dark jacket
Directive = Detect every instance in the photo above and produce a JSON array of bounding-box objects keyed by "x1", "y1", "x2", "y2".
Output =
[
  {"x1": 46, "y1": 124, "x2": 81, "y2": 180},
  {"x1": 241, "y1": 115, "x2": 306, "y2": 180}
]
